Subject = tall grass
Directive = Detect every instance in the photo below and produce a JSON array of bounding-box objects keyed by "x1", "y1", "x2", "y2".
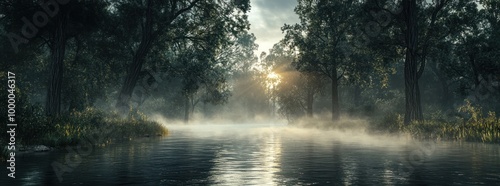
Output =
[
  {"x1": 373, "y1": 100, "x2": 500, "y2": 143},
  {"x1": 0, "y1": 107, "x2": 168, "y2": 162},
  {"x1": 42, "y1": 108, "x2": 168, "y2": 146}
]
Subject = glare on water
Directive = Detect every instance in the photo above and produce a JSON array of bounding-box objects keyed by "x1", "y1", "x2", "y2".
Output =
[{"x1": 3, "y1": 123, "x2": 500, "y2": 186}]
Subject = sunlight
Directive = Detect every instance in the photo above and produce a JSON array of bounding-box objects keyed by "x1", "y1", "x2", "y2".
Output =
[
  {"x1": 207, "y1": 125, "x2": 283, "y2": 185},
  {"x1": 266, "y1": 71, "x2": 281, "y2": 90},
  {"x1": 267, "y1": 71, "x2": 280, "y2": 80}
]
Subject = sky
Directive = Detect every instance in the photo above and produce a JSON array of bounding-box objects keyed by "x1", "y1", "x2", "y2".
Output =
[{"x1": 247, "y1": 0, "x2": 299, "y2": 56}]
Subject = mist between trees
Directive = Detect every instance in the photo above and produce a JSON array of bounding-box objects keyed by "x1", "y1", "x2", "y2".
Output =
[{"x1": 0, "y1": 0, "x2": 499, "y2": 143}]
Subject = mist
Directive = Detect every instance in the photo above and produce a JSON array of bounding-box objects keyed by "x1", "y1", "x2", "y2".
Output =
[{"x1": 1, "y1": 0, "x2": 499, "y2": 185}]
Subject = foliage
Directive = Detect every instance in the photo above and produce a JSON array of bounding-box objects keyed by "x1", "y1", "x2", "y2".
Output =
[
  {"x1": 0, "y1": 105, "x2": 167, "y2": 163},
  {"x1": 372, "y1": 100, "x2": 500, "y2": 143},
  {"x1": 0, "y1": 0, "x2": 499, "y2": 156},
  {"x1": 114, "y1": 0, "x2": 252, "y2": 115},
  {"x1": 51, "y1": 109, "x2": 166, "y2": 146}
]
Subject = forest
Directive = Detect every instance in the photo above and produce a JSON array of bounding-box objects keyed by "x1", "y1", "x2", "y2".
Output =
[{"x1": 1, "y1": 0, "x2": 499, "y2": 160}]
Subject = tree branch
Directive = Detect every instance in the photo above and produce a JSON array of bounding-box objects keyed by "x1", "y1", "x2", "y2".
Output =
[
  {"x1": 417, "y1": 0, "x2": 450, "y2": 79},
  {"x1": 172, "y1": 0, "x2": 201, "y2": 20},
  {"x1": 337, "y1": 70, "x2": 344, "y2": 81}
]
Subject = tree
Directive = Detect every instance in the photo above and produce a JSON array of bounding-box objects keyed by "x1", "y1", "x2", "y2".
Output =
[
  {"x1": 1, "y1": 0, "x2": 108, "y2": 117},
  {"x1": 401, "y1": 0, "x2": 422, "y2": 124},
  {"x1": 115, "y1": 0, "x2": 251, "y2": 113},
  {"x1": 115, "y1": 0, "x2": 200, "y2": 112},
  {"x1": 449, "y1": 0, "x2": 500, "y2": 111},
  {"x1": 260, "y1": 42, "x2": 325, "y2": 120},
  {"x1": 283, "y1": 0, "x2": 361, "y2": 121},
  {"x1": 365, "y1": 0, "x2": 453, "y2": 124}
]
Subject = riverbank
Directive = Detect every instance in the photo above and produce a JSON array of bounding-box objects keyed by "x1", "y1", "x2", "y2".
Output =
[
  {"x1": 291, "y1": 101, "x2": 500, "y2": 144},
  {"x1": 373, "y1": 113, "x2": 500, "y2": 143},
  {"x1": 373, "y1": 100, "x2": 500, "y2": 143},
  {"x1": 0, "y1": 108, "x2": 168, "y2": 162}
]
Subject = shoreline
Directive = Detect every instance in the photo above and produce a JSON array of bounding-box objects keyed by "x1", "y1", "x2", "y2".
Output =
[{"x1": 1, "y1": 133, "x2": 166, "y2": 163}]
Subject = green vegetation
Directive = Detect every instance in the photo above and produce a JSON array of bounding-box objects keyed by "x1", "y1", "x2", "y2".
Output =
[
  {"x1": 34, "y1": 108, "x2": 167, "y2": 147},
  {"x1": 0, "y1": 0, "x2": 252, "y2": 162},
  {"x1": 0, "y1": 0, "x2": 499, "y2": 163},
  {"x1": 259, "y1": 0, "x2": 499, "y2": 144},
  {"x1": 373, "y1": 100, "x2": 500, "y2": 143},
  {"x1": 0, "y1": 106, "x2": 167, "y2": 162}
]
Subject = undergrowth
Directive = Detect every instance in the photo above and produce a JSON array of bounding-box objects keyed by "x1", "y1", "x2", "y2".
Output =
[
  {"x1": 373, "y1": 100, "x2": 500, "y2": 143},
  {"x1": 0, "y1": 107, "x2": 168, "y2": 162}
]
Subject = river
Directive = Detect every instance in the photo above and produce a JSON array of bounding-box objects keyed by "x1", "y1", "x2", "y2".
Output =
[{"x1": 2, "y1": 123, "x2": 500, "y2": 185}]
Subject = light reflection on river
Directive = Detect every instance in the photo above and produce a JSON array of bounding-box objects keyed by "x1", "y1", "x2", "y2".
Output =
[{"x1": 2, "y1": 123, "x2": 500, "y2": 185}]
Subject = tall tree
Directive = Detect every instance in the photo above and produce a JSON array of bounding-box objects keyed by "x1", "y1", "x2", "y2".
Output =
[
  {"x1": 402, "y1": 0, "x2": 422, "y2": 123},
  {"x1": 115, "y1": 0, "x2": 251, "y2": 113},
  {"x1": 362, "y1": 0, "x2": 453, "y2": 123},
  {"x1": 261, "y1": 42, "x2": 325, "y2": 119},
  {"x1": 115, "y1": 0, "x2": 200, "y2": 112},
  {"x1": 283, "y1": 0, "x2": 361, "y2": 121},
  {"x1": 1, "y1": 0, "x2": 107, "y2": 116},
  {"x1": 450, "y1": 0, "x2": 500, "y2": 110}
]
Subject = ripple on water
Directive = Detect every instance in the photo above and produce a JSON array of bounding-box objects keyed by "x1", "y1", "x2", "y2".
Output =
[{"x1": 2, "y1": 124, "x2": 500, "y2": 185}]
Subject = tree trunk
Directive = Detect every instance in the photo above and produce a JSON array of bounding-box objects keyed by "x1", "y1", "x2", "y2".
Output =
[
  {"x1": 116, "y1": 0, "x2": 155, "y2": 112},
  {"x1": 331, "y1": 69, "x2": 340, "y2": 121},
  {"x1": 190, "y1": 95, "x2": 196, "y2": 117},
  {"x1": 45, "y1": 14, "x2": 67, "y2": 117},
  {"x1": 439, "y1": 75, "x2": 450, "y2": 109},
  {"x1": 116, "y1": 42, "x2": 153, "y2": 111},
  {"x1": 403, "y1": 0, "x2": 423, "y2": 124},
  {"x1": 184, "y1": 94, "x2": 190, "y2": 123},
  {"x1": 430, "y1": 63, "x2": 450, "y2": 109},
  {"x1": 306, "y1": 87, "x2": 314, "y2": 117},
  {"x1": 353, "y1": 85, "x2": 361, "y2": 107},
  {"x1": 468, "y1": 53, "x2": 480, "y2": 86}
]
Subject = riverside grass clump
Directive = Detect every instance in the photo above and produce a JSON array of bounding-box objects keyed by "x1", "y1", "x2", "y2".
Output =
[
  {"x1": 375, "y1": 100, "x2": 500, "y2": 143},
  {"x1": 41, "y1": 108, "x2": 169, "y2": 147},
  {"x1": 0, "y1": 107, "x2": 168, "y2": 161}
]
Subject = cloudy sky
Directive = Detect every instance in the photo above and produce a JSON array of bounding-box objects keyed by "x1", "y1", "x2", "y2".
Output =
[{"x1": 247, "y1": 0, "x2": 299, "y2": 56}]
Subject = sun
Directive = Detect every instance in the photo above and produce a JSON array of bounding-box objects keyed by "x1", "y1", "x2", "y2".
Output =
[
  {"x1": 267, "y1": 72, "x2": 280, "y2": 80},
  {"x1": 266, "y1": 71, "x2": 281, "y2": 90}
]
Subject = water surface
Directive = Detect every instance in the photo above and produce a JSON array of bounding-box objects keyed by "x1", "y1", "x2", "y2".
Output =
[{"x1": 2, "y1": 124, "x2": 500, "y2": 185}]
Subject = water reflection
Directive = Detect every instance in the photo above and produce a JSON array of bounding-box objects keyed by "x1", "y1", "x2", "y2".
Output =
[
  {"x1": 2, "y1": 124, "x2": 500, "y2": 185},
  {"x1": 209, "y1": 127, "x2": 282, "y2": 185}
]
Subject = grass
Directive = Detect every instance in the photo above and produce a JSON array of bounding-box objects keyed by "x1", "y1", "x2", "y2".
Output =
[
  {"x1": 0, "y1": 107, "x2": 168, "y2": 162},
  {"x1": 287, "y1": 99, "x2": 500, "y2": 144},
  {"x1": 372, "y1": 100, "x2": 500, "y2": 143}
]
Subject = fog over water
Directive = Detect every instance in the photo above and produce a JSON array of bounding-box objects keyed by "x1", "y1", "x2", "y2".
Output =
[
  {"x1": 4, "y1": 121, "x2": 500, "y2": 185},
  {"x1": 1, "y1": 0, "x2": 499, "y2": 185}
]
